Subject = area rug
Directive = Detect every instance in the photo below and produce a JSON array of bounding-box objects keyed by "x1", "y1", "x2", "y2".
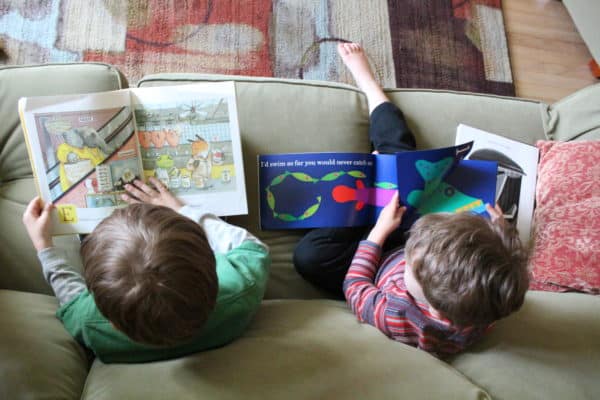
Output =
[{"x1": 0, "y1": 0, "x2": 514, "y2": 95}]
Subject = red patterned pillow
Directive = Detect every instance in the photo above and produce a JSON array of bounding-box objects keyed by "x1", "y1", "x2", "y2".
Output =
[{"x1": 529, "y1": 140, "x2": 600, "y2": 294}]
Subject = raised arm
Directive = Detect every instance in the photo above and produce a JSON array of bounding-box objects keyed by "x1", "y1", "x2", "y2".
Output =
[
  {"x1": 22, "y1": 197, "x2": 86, "y2": 305},
  {"x1": 344, "y1": 192, "x2": 406, "y2": 329},
  {"x1": 178, "y1": 206, "x2": 265, "y2": 253},
  {"x1": 343, "y1": 240, "x2": 388, "y2": 329},
  {"x1": 37, "y1": 247, "x2": 87, "y2": 306}
]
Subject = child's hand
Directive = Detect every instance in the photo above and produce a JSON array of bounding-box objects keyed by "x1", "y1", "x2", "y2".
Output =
[
  {"x1": 22, "y1": 197, "x2": 53, "y2": 251},
  {"x1": 367, "y1": 191, "x2": 406, "y2": 246},
  {"x1": 486, "y1": 203, "x2": 505, "y2": 226},
  {"x1": 121, "y1": 177, "x2": 184, "y2": 212}
]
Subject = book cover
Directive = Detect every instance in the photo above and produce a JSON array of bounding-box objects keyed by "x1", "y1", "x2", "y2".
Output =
[
  {"x1": 455, "y1": 124, "x2": 539, "y2": 242},
  {"x1": 18, "y1": 82, "x2": 246, "y2": 235},
  {"x1": 259, "y1": 142, "x2": 497, "y2": 230}
]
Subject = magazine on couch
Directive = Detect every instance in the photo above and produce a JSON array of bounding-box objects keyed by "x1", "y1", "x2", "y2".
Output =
[
  {"x1": 258, "y1": 142, "x2": 498, "y2": 230},
  {"x1": 18, "y1": 82, "x2": 247, "y2": 235},
  {"x1": 455, "y1": 124, "x2": 539, "y2": 242}
]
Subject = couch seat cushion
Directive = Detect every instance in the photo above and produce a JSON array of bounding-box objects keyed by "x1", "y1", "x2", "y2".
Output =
[
  {"x1": 449, "y1": 291, "x2": 600, "y2": 400},
  {"x1": 81, "y1": 300, "x2": 489, "y2": 400},
  {"x1": 0, "y1": 289, "x2": 91, "y2": 400}
]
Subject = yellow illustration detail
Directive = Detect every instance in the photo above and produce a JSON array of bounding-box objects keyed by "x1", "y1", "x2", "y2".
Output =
[
  {"x1": 57, "y1": 204, "x2": 78, "y2": 224},
  {"x1": 56, "y1": 143, "x2": 106, "y2": 191}
]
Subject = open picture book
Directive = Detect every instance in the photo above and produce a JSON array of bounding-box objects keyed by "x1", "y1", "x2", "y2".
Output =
[
  {"x1": 258, "y1": 141, "x2": 499, "y2": 230},
  {"x1": 19, "y1": 82, "x2": 247, "y2": 235}
]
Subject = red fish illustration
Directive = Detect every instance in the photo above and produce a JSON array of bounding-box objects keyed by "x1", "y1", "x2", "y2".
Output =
[{"x1": 332, "y1": 180, "x2": 395, "y2": 210}]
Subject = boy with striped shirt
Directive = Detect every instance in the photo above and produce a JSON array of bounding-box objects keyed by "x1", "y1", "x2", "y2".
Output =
[{"x1": 295, "y1": 42, "x2": 529, "y2": 357}]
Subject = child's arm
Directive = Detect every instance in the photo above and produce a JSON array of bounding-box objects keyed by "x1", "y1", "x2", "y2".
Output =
[
  {"x1": 343, "y1": 192, "x2": 405, "y2": 326},
  {"x1": 122, "y1": 177, "x2": 266, "y2": 253},
  {"x1": 22, "y1": 197, "x2": 86, "y2": 306},
  {"x1": 178, "y1": 207, "x2": 265, "y2": 253}
]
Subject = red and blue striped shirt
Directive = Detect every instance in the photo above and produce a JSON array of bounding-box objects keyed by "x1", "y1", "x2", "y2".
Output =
[{"x1": 343, "y1": 240, "x2": 491, "y2": 357}]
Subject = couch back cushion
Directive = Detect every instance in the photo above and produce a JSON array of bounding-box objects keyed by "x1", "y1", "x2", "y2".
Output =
[{"x1": 0, "y1": 64, "x2": 125, "y2": 295}]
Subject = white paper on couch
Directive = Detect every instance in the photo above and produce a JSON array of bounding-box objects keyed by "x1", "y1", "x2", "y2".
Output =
[{"x1": 455, "y1": 124, "x2": 539, "y2": 243}]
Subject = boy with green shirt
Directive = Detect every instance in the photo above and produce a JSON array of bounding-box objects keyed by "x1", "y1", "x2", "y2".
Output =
[{"x1": 22, "y1": 177, "x2": 270, "y2": 363}]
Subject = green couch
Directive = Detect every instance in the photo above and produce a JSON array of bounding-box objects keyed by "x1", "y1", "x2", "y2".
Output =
[{"x1": 1, "y1": 64, "x2": 599, "y2": 400}]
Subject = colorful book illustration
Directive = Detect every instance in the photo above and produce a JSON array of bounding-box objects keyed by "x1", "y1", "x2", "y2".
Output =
[
  {"x1": 19, "y1": 82, "x2": 247, "y2": 235},
  {"x1": 455, "y1": 124, "x2": 539, "y2": 243},
  {"x1": 258, "y1": 142, "x2": 498, "y2": 230}
]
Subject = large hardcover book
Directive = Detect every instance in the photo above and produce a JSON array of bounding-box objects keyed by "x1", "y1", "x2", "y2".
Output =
[
  {"x1": 19, "y1": 82, "x2": 247, "y2": 234},
  {"x1": 258, "y1": 142, "x2": 498, "y2": 230}
]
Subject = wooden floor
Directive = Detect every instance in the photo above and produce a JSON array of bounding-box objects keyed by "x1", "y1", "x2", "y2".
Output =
[{"x1": 503, "y1": 0, "x2": 598, "y2": 103}]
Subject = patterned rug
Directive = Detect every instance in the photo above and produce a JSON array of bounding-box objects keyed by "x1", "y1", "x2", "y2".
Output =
[{"x1": 0, "y1": 0, "x2": 514, "y2": 95}]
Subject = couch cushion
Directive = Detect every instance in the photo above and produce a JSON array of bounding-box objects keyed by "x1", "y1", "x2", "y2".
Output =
[
  {"x1": 80, "y1": 299, "x2": 490, "y2": 400},
  {"x1": 449, "y1": 291, "x2": 600, "y2": 400},
  {"x1": 529, "y1": 140, "x2": 600, "y2": 293},
  {"x1": 384, "y1": 89, "x2": 547, "y2": 148},
  {"x1": 0, "y1": 289, "x2": 90, "y2": 400},
  {"x1": 0, "y1": 63, "x2": 124, "y2": 294}
]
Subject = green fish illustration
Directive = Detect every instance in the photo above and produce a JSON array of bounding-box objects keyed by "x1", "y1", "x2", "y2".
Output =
[
  {"x1": 347, "y1": 170, "x2": 367, "y2": 179},
  {"x1": 266, "y1": 188, "x2": 276, "y2": 210},
  {"x1": 320, "y1": 171, "x2": 345, "y2": 181},
  {"x1": 375, "y1": 181, "x2": 397, "y2": 189},
  {"x1": 416, "y1": 157, "x2": 453, "y2": 182},
  {"x1": 298, "y1": 196, "x2": 322, "y2": 220},
  {"x1": 270, "y1": 171, "x2": 290, "y2": 187},
  {"x1": 408, "y1": 182, "x2": 486, "y2": 215},
  {"x1": 291, "y1": 172, "x2": 318, "y2": 182},
  {"x1": 276, "y1": 213, "x2": 297, "y2": 222}
]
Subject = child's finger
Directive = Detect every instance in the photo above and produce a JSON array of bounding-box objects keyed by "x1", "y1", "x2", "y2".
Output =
[
  {"x1": 494, "y1": 203, "x2": 503, "y2": 215},
  {"x1": 133, "y1": 179, "x2": 158, "y2": 196},
  {"x1": 124, "y1": 183, "x2": 150, "y2": 202},
  {"x1": 120, "y1": 193, "x2": 140, "y2": 204},
  {"x1": 149, "y1": 177, "x2": 168, "y2": 194},
  {"x1": 389, "y1": 191, "x2": 400, "y2": 207},
  {"x1": 23, "y1": 196, "x2": 42, "y2": 218},
  {"x1": 38, "y1": 202, "x2": 53, "y2": 223}
]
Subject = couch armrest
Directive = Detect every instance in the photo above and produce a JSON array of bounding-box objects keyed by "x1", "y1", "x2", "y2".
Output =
[{"x1": 542, "y1": 83, "x2": 600, "y2": 141}]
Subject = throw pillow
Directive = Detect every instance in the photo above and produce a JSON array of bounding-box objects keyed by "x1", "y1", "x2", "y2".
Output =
[{"x1": 529, "y1": 140, "x2": 600, "y2": 294}]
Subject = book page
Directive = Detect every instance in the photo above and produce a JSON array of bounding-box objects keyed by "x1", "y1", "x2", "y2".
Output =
[
  {"x1": 258, "y1": 152, "x2": 376, "y2": 229},
  {"x1": 129, "y1": 82, "x2": 247, "y2": 217},
  {"x1": 19, "y1": 90, "x2": 141, "y2": 235},
  {"x1": 455, "y1": 124, "x2": 539, "y2": 243},
  {"x1": 394, "y1": 142, "x2": 493, "y2": 229}
]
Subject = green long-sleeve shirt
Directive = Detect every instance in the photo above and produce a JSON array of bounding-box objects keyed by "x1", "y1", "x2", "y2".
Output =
[{"x1": 40, "y1": 206, "x2": 270, "y2": 363}]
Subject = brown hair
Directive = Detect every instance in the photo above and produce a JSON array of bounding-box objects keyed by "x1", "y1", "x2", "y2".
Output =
[
  {"x1": 81, "y1": 204, "x2": 217, "y2": 346},
  {"x1": 405, "y1": 212, "x2": 529, "y2": 327}
]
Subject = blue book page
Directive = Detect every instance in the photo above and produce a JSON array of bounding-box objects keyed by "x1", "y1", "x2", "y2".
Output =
[
  {"x1": 396, "y1": 142, "x2": 475, "y2": 228},
  {"x1": 259, "y1": 152, "x2": 376, "y2": 229},
  {"x1": 444, "y1": 159, "x2": 498, "y2": 216}
]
